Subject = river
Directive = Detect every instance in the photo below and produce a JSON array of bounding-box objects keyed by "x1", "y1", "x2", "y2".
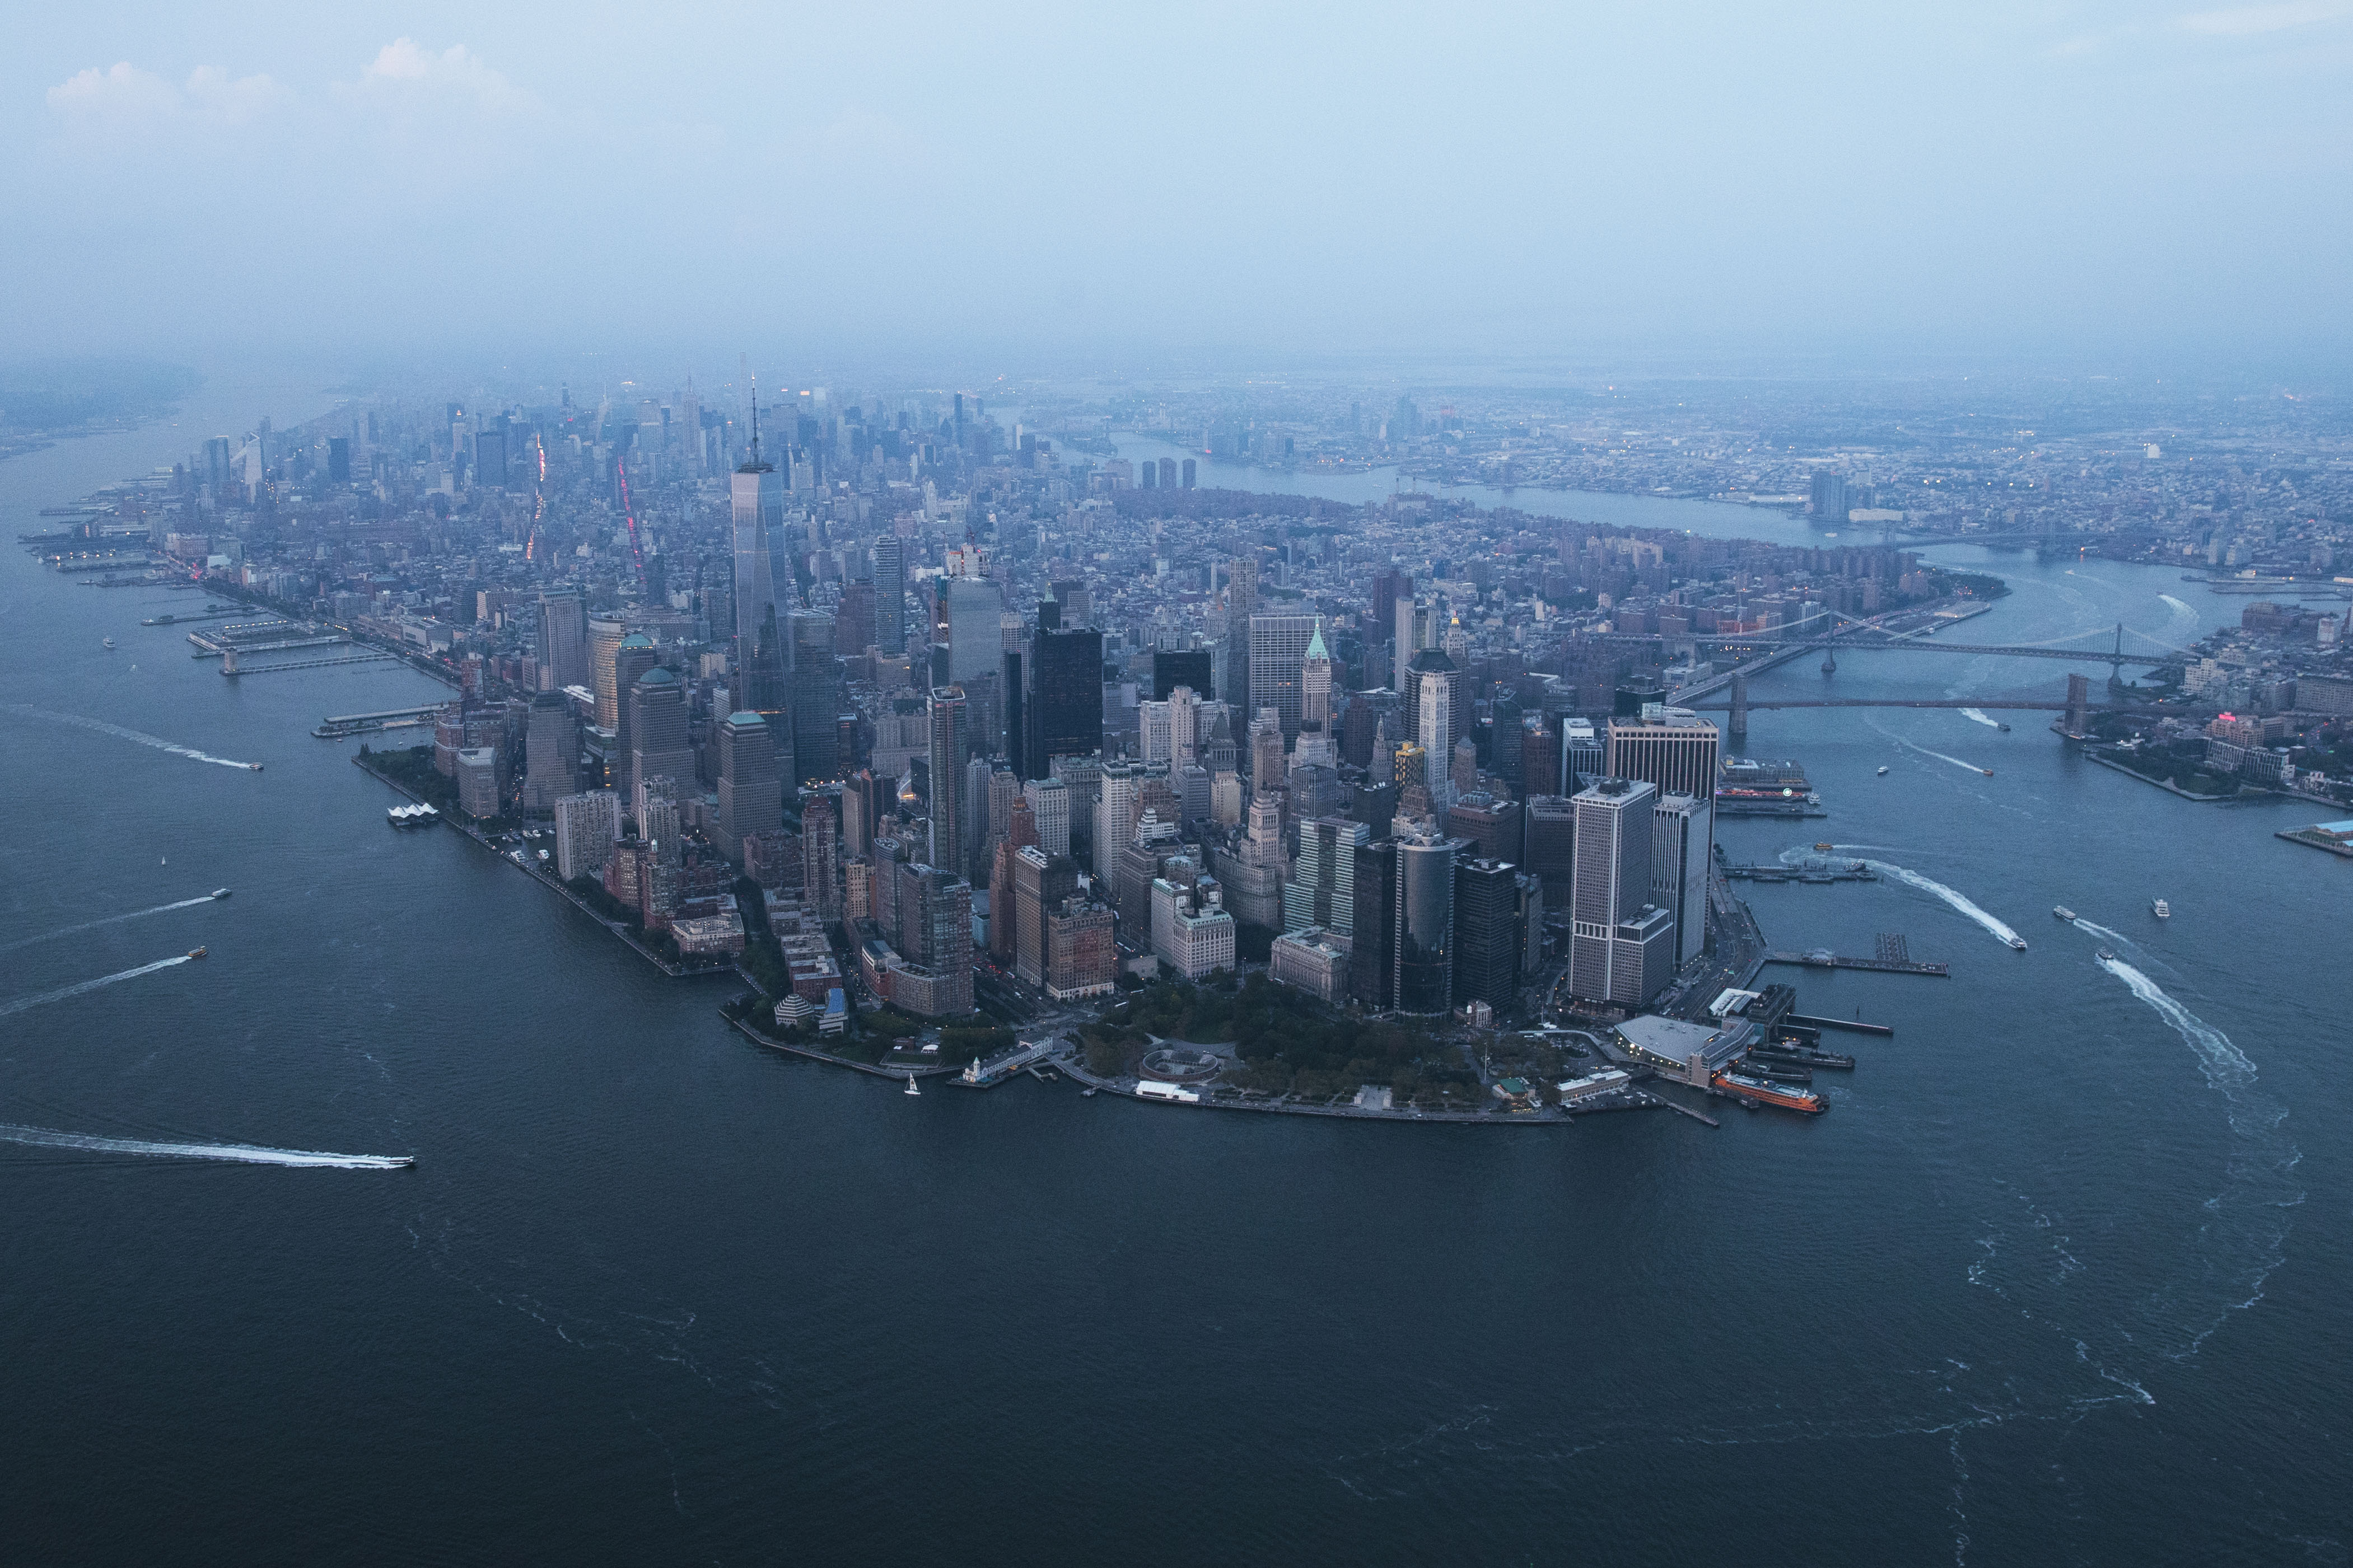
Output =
[{"x1": 1, "y1": 381, "x2": 2345, "y2": 1564}]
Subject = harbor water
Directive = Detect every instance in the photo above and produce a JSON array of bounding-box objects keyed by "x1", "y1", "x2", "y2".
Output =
[{"x1": 2, "y1": 381, "x2": 2346, "y2": 1564}]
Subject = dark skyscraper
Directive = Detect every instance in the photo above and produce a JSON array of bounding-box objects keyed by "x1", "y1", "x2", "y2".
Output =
[
  {"x1": 1029, "y1": 624, "x2": 1103, "y2": 774},
  {"x1": 834, "y1": 579, "x2": 875, "y2": 656},
  {"x1": 1453, "y1": 856, "x2": 1520, "y2": 1010},
  {"x1": 927, "y1": 686, "x2": 968, "y2": 874},
  {"x1": 1151, "y1": 647, "x2": 1214, "y2": 701},
  {"x1": 1348, "y1": 839, "x2": 1397, "y2": 1010},
  {"x1": 715, "y1": 710, "x2": 782, "y2": 863}
]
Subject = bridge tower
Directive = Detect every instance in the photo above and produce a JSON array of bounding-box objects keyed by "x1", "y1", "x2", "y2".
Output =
[
  {"x1": 221, "y1": 645, "x2": 240, "y2": 677},
  {"x1": 1729, "y1": 670, "x2": 1749, "y2": 739},
  {"x1": 2062, "y1": 672, "x2": 2091, "y2": 738},
  {"x1": 2107, "y1": 621, "x2": 2127, "y2": 691},
  {"x1": 1820, "y1": 645, "x2": 1837, "y2": 676}
]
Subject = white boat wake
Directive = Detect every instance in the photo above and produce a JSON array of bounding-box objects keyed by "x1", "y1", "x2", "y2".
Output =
[
  {"x1": 2159, "y1": 593, "x2": 2196, "y2": 620},
  {"x1": 1860, "y1": 860, "x2": 2024, "y2": 947},
  {"x1": 4, "y1": 703, "x2": 260, "y2": 770},
  {"x1": 0, "y1": 1124, "x2": 411, "y2": 1169},
  {"x1": 0, "y1": 954, "x2": 193, "y2": 1018},
  {"x1": 0, "y1": 896, "x2": 216, "y2": 957},
  {"x1": 2071, "y1": 918, "x2": 2132, "y2": 947},
  {"x1": 2092, "y1": 955, "x2": 2300, "y2": 1355},
  {"x1": 1959, "y1": 708, "x2": 2002, "y2": 729}
]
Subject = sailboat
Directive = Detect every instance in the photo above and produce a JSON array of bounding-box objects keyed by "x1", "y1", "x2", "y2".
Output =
[{"x1": 904, "y1": 1073, "x2": 920, "y2": 1097}]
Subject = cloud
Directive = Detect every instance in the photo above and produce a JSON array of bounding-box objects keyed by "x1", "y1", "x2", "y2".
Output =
[
  {"x1": 2177, "y1": 0, "x2": 2353, "y2": 35},
  {"x1": 46, "y1": 62, "x2": 287, "y2": 128},
  {"x1": 349, "y1": 38, "x2": 537, "y2": 114},
  {"x1": 47, "y1": 63, "x2": 181, "y2": 119},
  {"x1": 183, "y1": 67, "x2": 291, "y2": 124}
]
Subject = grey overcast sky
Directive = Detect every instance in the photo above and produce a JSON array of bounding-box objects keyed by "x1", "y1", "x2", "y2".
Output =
[{"x1": 5, "y1": 2, "x2": 2349, "y2": 373}]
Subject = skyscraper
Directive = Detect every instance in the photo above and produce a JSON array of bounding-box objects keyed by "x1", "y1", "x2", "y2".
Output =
[
  {"x1": 1394, "y1": 832, "x2": 1459, "y2": 1014},
  {"x1": 538, "y1": 590, "x2": 589, "y2": 694},
  {"x1": 1152, "y1": 647, "x2": 1213, "y2": 701},
  {"x1": 716, "y1": 710, "x2": 782, "y2": 863},
  {"x1": 1349, "y1": 839, "x2": 1398, "y2": 1009},
  {"x1": 1650, "y1": 791, "x2": 1710, "y2": 970},
  {"x1": 523, "y1": 692, "x2": 580, "y2": 813},
  {"x1": 872, "y1": 534, "x2": 907, "y2": 655},
  {"x1": 627, "y1": 668, "x2": 693, "y2": 823},
  {"x1": 1453, "y1": 856, "x2": 1521, "y2": 1012},
  {"x1": 731, "y1": 415, "x2": 786, "y2": 712},
  {"x1": 802, "y1": 791, "x2": 841, "y2": 919},
  {"x1": 790, "y1": 610, "x2": 842, "y2": 787},
  {"x1": 927, "y1": 686, "x2": 968, "y2": 875},
  {"x1": 1811, "y1": 470, "x2": 1849, "y2": 525},
  {"x1": 1568, "y1": 778, "x2": 1673, "y2": 1007},
  {"x1": 1023, "y1": 776, "x2": 1070, "y2": 857},
  {"x1": 1247, "y1": 612, "x2": 1319, "y2": 743},
  {"x1": 1285, "y1": 817, "x2": 1369, "y2": 933},
  {"x1": 1300, "y1": 621, "x2": 1333, "y2": 733},
  {"x1": 589, "y1": 613, "x2": 628, "y2": 730},
  {"x1": 611, "y1": 635, "x2": 661, "y2": 772},
  {"x1": 1028, "y1": 622, "x2": 1103, "y2": 774}
]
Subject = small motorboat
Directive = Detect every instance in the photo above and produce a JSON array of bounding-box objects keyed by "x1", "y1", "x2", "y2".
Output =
[
  {"x1": 2097, "y1": 949, "x2": 2118, "y2": 962},
  {"x1": 1876, "y1": 766, "x2": 1889, "y2": 776},
  {"x1": 101, "y1": 637, "x2": 116, "y2": 649},
  {"x1": 2053, "y1": 906, "x2": 2075, "y2": 921},
  {"x1": 186, "y1": 946, "x2": 208, "y2": 959},
  {"x1": 2006, "y1": 937, "x2": 2028, "y2": 952},
  {"x1": 1997, "y1": 722, "x2": 2011, "y2": 732},
  {"x1": 211, "y1": 888, "x2": 232, "y2": 900}
]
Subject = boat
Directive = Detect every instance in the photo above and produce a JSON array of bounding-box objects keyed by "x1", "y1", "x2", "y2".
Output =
[
  {"x1": 1814, "y1": 841, "x2": 1835, "y2": 851},
  {"x1": 2097, "y1": 949, "x2": 2117, "y2": 961},
  {"x1": 2152, "y1": 898, "x2": 2171, "y2": 919},
  {"x1": 2007, "y1": 937, "x2": 2028, "y2": 951},
  {"x1": 1981, "y1": 769, "x2": 1995, "y2": 777},
  {"x1": 2053, "y1": 905, "x2": 2075, "y2": 921},
  {"x1": 903, "y1": 1073, "x2": 920, "y2": 1096},
  {"x1": 1876, "y1": 766, "x2": 1889, "y2": 775},
  {"x1": 1998, "y1": 722, "x2": 2011, "y2": 732},
  {"x1": 186, "y1": 946, "x2": 207, "y2": 959},
  {"x1": 212, "y1": 888, "x2": 231, "y2": 900},
  {"x1": 1712, "y1": 1070, "x2": 1824, "y2": 1114},
  {"x1": 101, "y1": 637, "x2": 116, "y2": 649}
]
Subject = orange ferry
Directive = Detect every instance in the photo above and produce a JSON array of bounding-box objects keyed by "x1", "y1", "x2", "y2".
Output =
[{"x1": 1714, "y1": 1069, "x2": 1824, "y2": 1114}]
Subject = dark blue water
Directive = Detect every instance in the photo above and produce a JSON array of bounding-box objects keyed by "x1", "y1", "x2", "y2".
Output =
[{"x1": 3, "y1": 388, "x2": 2346, "y2": 1564}]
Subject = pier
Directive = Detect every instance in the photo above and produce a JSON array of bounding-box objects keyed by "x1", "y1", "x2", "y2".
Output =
[
  {"x1": 316, "y1": 704, "x2": 445, "y2": 738},
  {"x1": 1787, "y1": 1013, "x2": 1897, "y2": 1037},
  {"x1": 1764, "y1": 950, "x2": 1950, "y2": 977},
  {"x1": 223, "y1": 653, "x2": 398, "y2": 677}
]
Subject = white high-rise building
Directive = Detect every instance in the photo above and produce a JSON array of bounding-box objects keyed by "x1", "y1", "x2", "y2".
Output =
[
  {"x1": 1023, "y1": 775, "x2": 1070, "y2": 858},
  {"x1": 554, "y1": 790, "x2": 621, "y2": 882}
]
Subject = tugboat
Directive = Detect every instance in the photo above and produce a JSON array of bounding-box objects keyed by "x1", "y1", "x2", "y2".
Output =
[
  {"x1": 2053, "y1": 905, "x2": 2075, "y2": 921},
  {"x1": 2152, "y1": 898, "x2": 2171, "y2": 919}
]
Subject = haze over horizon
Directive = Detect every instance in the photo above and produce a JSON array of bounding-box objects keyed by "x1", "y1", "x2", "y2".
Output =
[{"x1": 6, "y1": 3, "x2": 2350, "y2": 377}]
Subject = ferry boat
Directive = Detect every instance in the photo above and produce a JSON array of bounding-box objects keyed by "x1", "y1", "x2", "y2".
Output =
[
  {"x1": 1712, "y1": 1070, "x2": 1824, "y2": 1114},
  {"x1": 2007, "y1": 937, "x2": 2028, "y2": 951},
  {"x1": 2053, "y1": 905, "x2": 2075, "y2": 921},
  {"x1": 186, "y1": 946, "x2": 207, "y2": 959},
  {"x1": 2151, "y1": 898, "x2": 2171, "y2": 919}
]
